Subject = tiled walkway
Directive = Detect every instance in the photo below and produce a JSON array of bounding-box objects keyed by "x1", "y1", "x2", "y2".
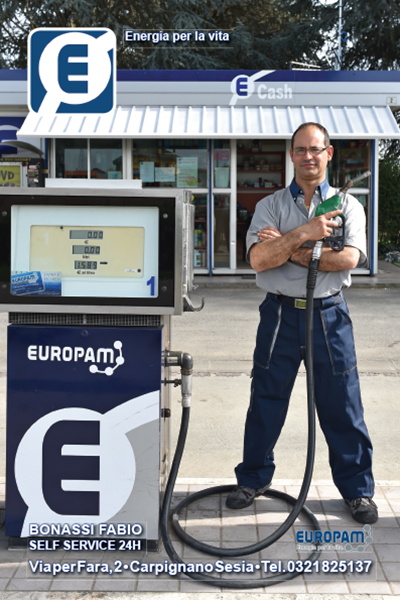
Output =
[{"x1": 0, "y1": 478, "x2": 399, "y2": 594}]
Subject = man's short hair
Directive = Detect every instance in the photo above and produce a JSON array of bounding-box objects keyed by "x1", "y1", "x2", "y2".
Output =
[{"x1": 291, "y1": 122, "x2": 330, "y2": 148}]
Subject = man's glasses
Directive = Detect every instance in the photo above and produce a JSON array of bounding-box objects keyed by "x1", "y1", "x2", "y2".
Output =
[{"x1": 292, "y1": 146, "x2": 329, "y2": 156}]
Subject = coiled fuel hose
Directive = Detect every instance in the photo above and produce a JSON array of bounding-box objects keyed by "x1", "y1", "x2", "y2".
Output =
[{"x1": 161, "y1": 243, "x2": 323, "y2": 588}]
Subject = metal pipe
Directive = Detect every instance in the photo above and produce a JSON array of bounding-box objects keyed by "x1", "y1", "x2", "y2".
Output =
[{"x1": 165, "y1": 350, "x2": 193, "y2": 407}]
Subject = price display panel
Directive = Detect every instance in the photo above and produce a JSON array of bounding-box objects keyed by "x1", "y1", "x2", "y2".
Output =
[
  {"x1": 29, "y1": 226, "x2": 145, "y2": 278},
  {"x1": 0, "y1": 190, "x2": 179, "y2": 312}
]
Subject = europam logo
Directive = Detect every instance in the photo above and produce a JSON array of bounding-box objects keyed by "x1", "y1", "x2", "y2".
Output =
[
  {"x1": 27, "y1": 340, "x2": 125, "y2": 376},
  {"x1": 296, "y1": 526, "x2": 373, "y2": 553},
  {"x1": 28, "y1": 28, "x2": 116, "y2": 115}
]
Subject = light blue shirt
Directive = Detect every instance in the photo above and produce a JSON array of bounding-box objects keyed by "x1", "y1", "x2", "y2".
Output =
[{"x1": 246, "y1": 179, "x2": 368, "y2": 298}]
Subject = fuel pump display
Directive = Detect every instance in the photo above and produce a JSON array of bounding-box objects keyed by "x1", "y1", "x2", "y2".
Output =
[
  {"x1": 30, "y1": 225, "x2": 145, "y2": 277},
  {"x1": 12, "y1": 205, "x2": 154, "y2": 298},
  {"x1": 0, "y1": 188, "x2": 189, "y2": 312}
]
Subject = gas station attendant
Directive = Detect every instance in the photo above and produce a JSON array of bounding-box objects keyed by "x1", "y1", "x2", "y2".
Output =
[{"x1": 226, "y1": 122, "x2": 378, "y2": 525}]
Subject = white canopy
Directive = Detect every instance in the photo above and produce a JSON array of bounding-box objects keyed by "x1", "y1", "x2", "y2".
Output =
[{"x1": 18, "y1": 105, "x2": 400, "y2": 139}]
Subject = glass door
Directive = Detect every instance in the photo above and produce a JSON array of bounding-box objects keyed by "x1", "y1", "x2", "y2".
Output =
[
  {"x1": 213, "y1": 193, "x2": 231, "y2": 268},
  {"x1": 328, "y1": 139, "x2": 371, "y2": 273},
  {"x1": 212, "y1": 140, "x2": 233, "y2": 272},
  {"x1": 236, "y1": 140, "x2": 286, "y2": 269}
]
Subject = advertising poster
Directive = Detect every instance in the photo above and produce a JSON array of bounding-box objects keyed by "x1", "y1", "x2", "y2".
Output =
[
  {"x1": 177, "y1": 157, "x2": 198, "y2": 187},
  {"x1": 139, "y1": 161, "x2": 155, "y2": 183},
  {"x1": 0, "y1": 165, "x2": 21, "y2": 187},
  {"x1": 155, "y1": 167, "x2": 175, "y2": 182}
]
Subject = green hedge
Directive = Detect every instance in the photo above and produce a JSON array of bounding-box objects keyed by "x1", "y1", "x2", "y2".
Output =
[{"x1": 378, "y1": 155, "x2": 400, "y2": 253}]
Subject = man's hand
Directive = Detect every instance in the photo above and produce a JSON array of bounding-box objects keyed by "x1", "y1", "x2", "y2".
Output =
[
  {"x1": 250, "y1": 209, "x2": 342, "y2": 272},
  {"x1": 299, "y1": 209, "x2": 341, "y2": 240},
  {"x1": 257, "y1": 226, "x2": 282, "y2": 241}
]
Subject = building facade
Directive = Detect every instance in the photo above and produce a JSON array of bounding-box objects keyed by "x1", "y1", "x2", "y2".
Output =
[{"x1": 2, "y1": 69, "x2": 400, "y2": 275}]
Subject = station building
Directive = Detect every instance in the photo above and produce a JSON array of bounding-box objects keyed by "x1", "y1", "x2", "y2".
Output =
[{"x1": 1, "y1": 69, "x2": 400, "y2": 276}]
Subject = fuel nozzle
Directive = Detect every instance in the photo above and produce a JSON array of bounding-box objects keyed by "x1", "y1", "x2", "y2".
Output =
[
  {"x1": 340, "y1": 170, "x2": 372, "y2": 195},
  {"x1": 315, "y1": 170, "x2": 371, "y2": 217},
  {"x1": 314, "y1": 170, "x2": 371, "y2": 251}
]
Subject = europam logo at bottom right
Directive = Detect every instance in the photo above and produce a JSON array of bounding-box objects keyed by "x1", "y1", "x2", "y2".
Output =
[{"x1": 296, "y1": 525, "x2": 372, "y2": 553}]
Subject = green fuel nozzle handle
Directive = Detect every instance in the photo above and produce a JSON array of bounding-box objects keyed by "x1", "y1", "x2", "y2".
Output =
[
  {"x1": 314, "y1": 170, "x2": 371, "y2": 251},
  {"x1": 315, "y1": 195, "x2": 344, "y2": 217},
  {"x1": 315, "y1": 170, "x2": 371, "y2": 217}
]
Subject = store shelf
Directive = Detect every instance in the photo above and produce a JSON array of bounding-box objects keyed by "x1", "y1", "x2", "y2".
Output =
[{"x1": 236, "y1": 146, "x2": 285, "y2": 219}]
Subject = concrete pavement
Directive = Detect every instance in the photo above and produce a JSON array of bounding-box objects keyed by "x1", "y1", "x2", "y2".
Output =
[
  {"x1": 171, "y1": 262, "x2": 400, "y2": 482},
  {"x1": 0, "y1": 260, "x2": 399, "y2": 597}
]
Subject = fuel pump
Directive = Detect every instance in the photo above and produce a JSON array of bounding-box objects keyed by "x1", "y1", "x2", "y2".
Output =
[{"x1": 0, "y1": 186, "x2": 195, "y2": 551}]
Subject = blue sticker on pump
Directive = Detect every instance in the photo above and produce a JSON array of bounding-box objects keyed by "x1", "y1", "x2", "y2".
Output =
[
  {"x1": 37, "y1": 272, "x2": 62, "y2": 296},
  {"x1": 11, "y1": 271, "x2": 62, "y2": 296},
  {"x1": 11, "y1": 271, "x2": 45, "y2": 296}
]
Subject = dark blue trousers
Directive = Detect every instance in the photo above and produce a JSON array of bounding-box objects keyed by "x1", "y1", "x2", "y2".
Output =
[{"x1": 235, "y1": 292, "x2": 374, "y2": 499}]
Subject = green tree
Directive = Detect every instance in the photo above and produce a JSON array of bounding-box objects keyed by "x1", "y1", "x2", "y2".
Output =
[
  {"x1": 1, "y1": 0, "x2": 197, "y2": 69},
  {"x1": 0, "y1": 0, "x2": 312, "y2": 69},
  {"x1": 0, "y1": 0, "x2": 137, "y2": 68},
  {"x1": 270, "y1": 0, "x2": 400, "y2": 70},
  {"x1": 263, "y1": 0, "x2": 327, "y2": 68},
  {"x1": 339, "y1": 0, "x2": 400, "y2": 70},
  {"x1": 378, "y1": 155, "x2": 400, "y2": 250},
  {"x1": 379, "y1": 109, "x2": 400, "y2": 159},
  {"x1": 3, "y1": 0, "x2": 400, "y2": 70},
  {"x1": 135, "y1": 0, "x2": 292, "y2": 70}
]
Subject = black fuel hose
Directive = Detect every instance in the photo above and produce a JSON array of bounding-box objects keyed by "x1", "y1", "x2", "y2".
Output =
[{"x1": 161, "y1": 243, "x2": 323, "y2": 588}]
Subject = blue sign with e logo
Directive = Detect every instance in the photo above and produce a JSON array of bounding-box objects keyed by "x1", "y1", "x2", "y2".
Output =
[
  {"x1": 28, "y1": 28, "x2": 116, "y2": 115},
  {"x1": 236, "y1": 76, "x2": 249, "y2": 97}
]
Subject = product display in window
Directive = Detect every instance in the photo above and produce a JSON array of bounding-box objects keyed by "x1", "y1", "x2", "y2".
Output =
[{"x1": 132, "y1": 140, "x2": 207, "y2": 188}]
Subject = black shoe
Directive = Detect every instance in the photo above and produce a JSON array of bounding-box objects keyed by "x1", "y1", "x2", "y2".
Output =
[
  {"x1": 226, "y1": 483, "x2": 271, "y2": 509},
  {"x1": 345, "y1": 497, "x2": 378, "y2": 524}
]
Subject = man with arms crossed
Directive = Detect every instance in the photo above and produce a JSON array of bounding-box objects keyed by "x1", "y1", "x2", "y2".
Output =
[{"x1": 226, "y1": 122, "x2": 377, "y2": 524}]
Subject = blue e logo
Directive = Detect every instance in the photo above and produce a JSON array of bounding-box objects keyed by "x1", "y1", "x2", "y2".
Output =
[
  {"x1": 58, "y1": 45, "x2": 88, "y2": 94},
  {"x1": 236, "y1": 76, "x2": 249, "y2": 97},
  {"x1": 42, "y1": 420, "x2": 100, "y2": 516},
  {"x1": 230, "y1": 74, "x2": 256, "y2": 105},
  {"x1": 28, "y1": 28, "x2": 116, "y2": 114}
]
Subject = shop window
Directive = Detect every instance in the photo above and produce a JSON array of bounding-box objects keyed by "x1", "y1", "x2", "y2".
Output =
[
  {"x1": 56, "y1": 139, "x2": 87, "y2": 179},
  {"x1": 328, "y1": 140, "x2": 371, "y2": 189},
  {"x1": 132, "y1": 139, "x2": 207, "y2": 188},
  {"x1": 56, "y1": 139, "x2": 122, "y2": 179},
  {"x1": 236, "y1": 140, "x2": 285, "y2": 268},
  {"x1": 214, "y1": 140, "x2": 230, "y2": 188},
  {"x1": 328, "y1": 140, "x2": 371, "y2": 251},
  {"x1": 90, "y1": 140, "x2": 122, "y2": 179}
]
